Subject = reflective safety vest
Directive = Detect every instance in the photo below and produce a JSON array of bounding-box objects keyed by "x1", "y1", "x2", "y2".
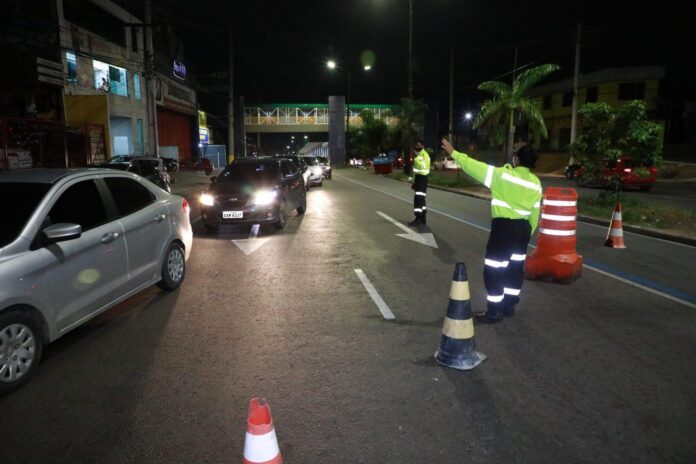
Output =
[
  {"x1": 451, "y1": 150, "x2": 542, "y2": 233},
  {"x1": 412, "y1": 149, "x2": 430, "y2": 176}
]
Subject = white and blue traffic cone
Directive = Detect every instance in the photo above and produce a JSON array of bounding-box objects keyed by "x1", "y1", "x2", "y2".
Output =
[{"x1": 434, "y1": 262, "x2": 486, "y2": 370}]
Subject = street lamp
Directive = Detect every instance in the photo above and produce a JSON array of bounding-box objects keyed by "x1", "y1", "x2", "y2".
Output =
[{"x1": 464, "y1": 112, "x2": 473, "y2": 121}]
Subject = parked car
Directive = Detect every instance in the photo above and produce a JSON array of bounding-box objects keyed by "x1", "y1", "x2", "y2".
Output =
[
  {"x1": 102, "y1": 156, "x2": 172, "y2": 193},
  {"x1": 573, "y1": 156, "x2": 657, "y2": 190},
  {"x1": 0, "y1": 168, "x2": 192, "y2": 394},
  {"x1": 179, "y1": 157, "x2": 213, "y2": 175},
  {"x1": 200, "y1": 157, "x2": 306, "y2": 231},
  {"x1": 271, "y1": 155, "x2": 310, "y2": 190},
  {"x1": 302, "y1": 156, "x2": 324, "y2": 187},
  {"x1": 434, "y1": 157, "x2": 460, "y2": 170},
  {"x1": 316, "y1": 156, "x2": 332, "y2": 179}
]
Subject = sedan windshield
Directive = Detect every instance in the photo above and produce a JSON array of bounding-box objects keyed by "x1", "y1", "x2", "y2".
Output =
[
  {"x1": 304, "y1": 157, "x2": 319, "y2": 166},
  {"x1": 221, "y1": 162, "x2": 279, "y2": 181},
  {"x1": 318, "y1": 157, "x2": 329, "y2": 165},
  {"x1": 0, "y1": 182, "x2": 52, "y2": 248}
]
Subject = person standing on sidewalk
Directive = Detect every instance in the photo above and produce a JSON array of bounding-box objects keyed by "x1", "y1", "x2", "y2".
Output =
[
  {"x1": 441, "y1": 138, "x2": 542, "y2": 323},
  {"x1": 408, "y1": 139, "x2": 431, "y2": 226}
]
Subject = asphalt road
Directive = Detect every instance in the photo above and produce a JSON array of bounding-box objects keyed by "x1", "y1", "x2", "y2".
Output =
[{"x1": 1, "y1": 169, "x2": 695, "y2": 463}]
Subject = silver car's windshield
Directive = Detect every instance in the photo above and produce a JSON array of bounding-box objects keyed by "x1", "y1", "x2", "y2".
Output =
[{"x1": 0, "y1": 182, "x2": 52, "y2": 248}]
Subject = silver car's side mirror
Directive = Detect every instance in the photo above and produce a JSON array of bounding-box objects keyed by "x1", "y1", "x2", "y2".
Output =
[{"x1": 43, "y1": 223, "x2": 82, "y2": 243}]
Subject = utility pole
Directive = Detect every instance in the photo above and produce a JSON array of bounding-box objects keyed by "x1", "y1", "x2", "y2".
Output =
[
  {"x1": 144, "y1": 0, "x2": 158, "y2": 156},
  {"x1": 506, "y1": 45, "x2": 519, "y2": 161},
  {"x1": 408, "y1": 0, "x2": 413, "y2": 99},
  {"x1": 448, "y1": 47, "x2": 454, "y2": 144},
  {"x1": 569, "y1": 23, "x2": 582, "y2": 165},
  {"x1": 346, "y1": 73, "x2": 351, "y2": 158},
  {"x1": 227, "y1": 13, "x2": 235, "y2": 164}
]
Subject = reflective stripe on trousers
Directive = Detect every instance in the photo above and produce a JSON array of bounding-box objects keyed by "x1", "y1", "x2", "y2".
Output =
[
  {"x1": 483, "y1": 218, "x2": 531, "y2": 316},
  {"x1": 412, "y1": 174, "x2": 428, "y2": 217}
]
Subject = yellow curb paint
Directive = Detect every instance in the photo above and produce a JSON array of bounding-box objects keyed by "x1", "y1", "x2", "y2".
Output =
[
  {"x1": 442, "y1": 317, "x2": 475, "y2": 339},
  {"x1": 449, "y1": 281, "x2": 471, "y2": 301}
]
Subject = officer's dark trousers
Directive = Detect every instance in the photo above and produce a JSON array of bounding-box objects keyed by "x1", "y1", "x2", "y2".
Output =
[
  {"x1": 412, "y1": 174, "x2": 428, "y2": 219},
  {"x1": 483, "y1": 218, "x2": 532, "y2": 318}
]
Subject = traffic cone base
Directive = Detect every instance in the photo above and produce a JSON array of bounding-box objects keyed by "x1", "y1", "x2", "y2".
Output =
[
  {"x1": 434, "y1": 263, "x2": 486, "y2": 371},
  {"x1": 243, "y1": 398, "x2": 283, "y2": 464}
]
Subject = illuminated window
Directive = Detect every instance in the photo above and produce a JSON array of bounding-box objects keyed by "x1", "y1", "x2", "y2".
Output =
[
  {"x1": 66, "y1": 52, "x2": 77, "y2": 82},
  {"x1": 93, "y1": 60, "x2": 128, "y2": 97}
]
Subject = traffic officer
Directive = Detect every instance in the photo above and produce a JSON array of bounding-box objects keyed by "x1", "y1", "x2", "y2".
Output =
[
  {"x1": 409, "y1": 139, "x2": 431, "y2": 226},
  {"x1": 441, "y1": 138, "x2": 542, "y2": 323}
]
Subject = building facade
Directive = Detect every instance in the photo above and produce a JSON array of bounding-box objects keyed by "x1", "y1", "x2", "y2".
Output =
[{"x1": 528, "y1": 66, "x2": 665, "y2": 152}]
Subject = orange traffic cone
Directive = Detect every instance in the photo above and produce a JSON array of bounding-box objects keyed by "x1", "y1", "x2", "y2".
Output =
[
  {"x1": 242, "y1": 398, "x2": 283, "y2": 464},
  {"x1": 605, "y1": 202, "x2": 626, "y2": 249}
]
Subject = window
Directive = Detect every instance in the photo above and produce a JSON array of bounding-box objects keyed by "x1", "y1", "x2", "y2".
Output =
[
  {"x1": 585, "y1": 86, "x2": 598, "y2": 103},
  {"x1": 280, "y1": 161, "x2": 293, "y2": 177},
  {"x1": 618, "y1": 82, "x2": 645, "y2": 100},
  {"x1": 543, "y1": 95, "x2": 551, "y2": 110},
  {"x1": 103, "y1": 177, "x2": 155, "y2": 217},
  {"x1": 134, "y1": 73, "x2": 141, "y2": 100},
  {"x1": 66, "y1": 52, "x2": 77, "y2": 82},
  {"x1": 48, "y1": 180, "x2": 108, "y2": 232},
  {"x1": 562, "y1": 91, "x2": 573, "y2": 107},
  {"x1": 93, "y1": 60, "x2": 128, "y2": 97}
]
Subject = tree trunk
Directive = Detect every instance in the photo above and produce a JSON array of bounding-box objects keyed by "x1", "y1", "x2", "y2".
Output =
[{"x1": 506, "y1": 109, "x2": 515, "y2": 164}]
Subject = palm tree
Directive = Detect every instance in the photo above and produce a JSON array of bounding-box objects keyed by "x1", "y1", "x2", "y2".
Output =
[{"x1": 474, "y1": 63, "x2": 560, "y2": 162}]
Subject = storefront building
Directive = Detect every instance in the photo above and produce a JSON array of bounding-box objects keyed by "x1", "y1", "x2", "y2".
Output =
[{"x1": 155, "y1": 74, "x2": 197, "y2": 162}]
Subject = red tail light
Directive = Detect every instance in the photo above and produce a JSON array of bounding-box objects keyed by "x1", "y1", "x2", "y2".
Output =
[{"x1": 182, "y1": 198, "x2": 190, "y2": 215}]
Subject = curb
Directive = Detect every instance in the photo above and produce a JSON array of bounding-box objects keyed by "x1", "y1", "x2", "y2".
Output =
[{"x1": 383, "y1": 174, "x2": 696, "y2": 247}]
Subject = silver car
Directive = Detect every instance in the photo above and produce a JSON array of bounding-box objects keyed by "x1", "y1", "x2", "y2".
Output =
[{"x1": 0, "y1": 169, "x2": 193, "y2": 394}]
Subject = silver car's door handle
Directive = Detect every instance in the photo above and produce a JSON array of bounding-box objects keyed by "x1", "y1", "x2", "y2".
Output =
[
  {"x1": 153, "y1": 214, "x2": 166, "y2": 223},
  {"x1": 101, "y1": 232, "x2": 120, "y2": 244}
]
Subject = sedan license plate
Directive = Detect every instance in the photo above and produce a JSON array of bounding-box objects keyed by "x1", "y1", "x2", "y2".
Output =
[{"x1": 223, "y1": 211, "x2": 243, "y2": 219}]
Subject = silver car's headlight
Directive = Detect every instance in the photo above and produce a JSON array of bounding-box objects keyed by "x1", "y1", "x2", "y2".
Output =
[
  {"x1": 253, "y1": 190, "x2": 277, "y2": 206},
  {"x1": 200, "y1": 193, "x2": 215, "y2": 206}
]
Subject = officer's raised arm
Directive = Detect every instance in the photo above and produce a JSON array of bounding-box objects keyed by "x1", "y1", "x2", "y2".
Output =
[{"x1": 441, "y1": 138, "x2": 495, "y2": 189}]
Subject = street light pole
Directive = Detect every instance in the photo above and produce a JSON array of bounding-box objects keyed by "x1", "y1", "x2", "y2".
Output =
[
  {"x1": 346, "y1": 72, "x2": 352, "y2": 159},
  {"x1": 408, "y1": 0, "x2": 413, "y2": 99}
]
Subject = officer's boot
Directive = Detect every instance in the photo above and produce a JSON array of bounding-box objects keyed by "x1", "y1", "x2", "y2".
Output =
[
  {"x1": 408, "y1": 215, "x2": 421, "y2": 226},
  {"x1": 421, "y1": 211, "x2": 427, "y2": 225}
]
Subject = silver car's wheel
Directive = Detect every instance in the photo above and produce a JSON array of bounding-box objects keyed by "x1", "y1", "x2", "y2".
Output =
[
  {"x1": 157, "y1": 243, "x2": 185, "y2": 290},
  {"x1": 0, "y1": 311, "x2": 43, "y2": 395}
]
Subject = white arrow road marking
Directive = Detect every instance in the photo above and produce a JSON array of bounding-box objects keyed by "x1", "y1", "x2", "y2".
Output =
[
  {"x1": 231, "y1": 224, "x2": 272, "y2": 256},
  {"x1": 354, "y1": 269, "x2": 396, "y2": 320},
  {"x1": 376, "y1": 211, "x2": 438, "y2": 248}
]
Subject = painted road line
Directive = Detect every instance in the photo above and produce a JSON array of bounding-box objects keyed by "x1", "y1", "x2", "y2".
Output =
[
  {"x1": 337, "y1": 173, "x2": 696, "y2": 309},
  {"x1": 376, "y1": 211, "x2": 438, "y2": 248},
  {"x1": 354, "y1": 269, "x2": 396, "y2": 320}
]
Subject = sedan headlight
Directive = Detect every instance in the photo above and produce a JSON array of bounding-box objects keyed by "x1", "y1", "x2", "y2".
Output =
[
  {"x1": 312, "y1": 166, "x2": 322, "y2": 175},
  {"x1": 200, "y1": 192, "x2": 215, "y2": 206},
  {"x1": 253, "y1": 190, "x2": 277, "y2": 206}
]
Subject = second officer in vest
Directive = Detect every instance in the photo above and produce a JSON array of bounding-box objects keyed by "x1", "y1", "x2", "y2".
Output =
[
  {"x1": 409, "y1": 139, "x2": 431, "y2": 226},
  {"x1": 442, "y1": 138, "x2": 542, "y2": 323}
]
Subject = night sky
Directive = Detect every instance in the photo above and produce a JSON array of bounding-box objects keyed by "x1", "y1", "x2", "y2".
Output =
[{"x1": 131, "y1": 0, "x2": 695, "y2": 111}]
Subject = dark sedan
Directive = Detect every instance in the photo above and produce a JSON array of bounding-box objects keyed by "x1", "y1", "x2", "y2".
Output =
[{"x1": 200, "y1": 158, "x2": 306, "y2": 231}]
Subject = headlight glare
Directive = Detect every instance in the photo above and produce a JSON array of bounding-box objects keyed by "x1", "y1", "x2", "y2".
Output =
[
  {"x1": 253, "y1": 190, "x2": 277, "y2": 206},
  {"x1": 200, "y1": 193, "x2": 215, "y2": 206}
]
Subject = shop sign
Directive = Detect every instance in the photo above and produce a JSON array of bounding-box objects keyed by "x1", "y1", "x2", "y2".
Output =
[{"x1": 173, "y1": 60, "x2": 186, "y2": 80}]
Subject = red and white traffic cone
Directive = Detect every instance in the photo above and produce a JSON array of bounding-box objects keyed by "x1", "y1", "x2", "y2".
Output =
[
  {"x1": 605, "y1": 202, "x2": 626, "y2": 249},
  {"x1": 242, "y1": 398, "x2": 282, "y2": 464}
]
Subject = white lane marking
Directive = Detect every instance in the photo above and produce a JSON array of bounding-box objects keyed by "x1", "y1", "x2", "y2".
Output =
[
  {"x1": 354, "y1": 269, "x2": 396, "y2": 320},
  {"x1": 231, "y1": 223, "x2": 271, "y2": 256},
  {"x1": 376, "y1": 211, "x2": 438, "y2": 248},
  {"x1": 337, "y1": 173, "x2": 696, "y2": 308},
  {"x1": 314, "y1": 206, "x2": 322, "y2": 215}
]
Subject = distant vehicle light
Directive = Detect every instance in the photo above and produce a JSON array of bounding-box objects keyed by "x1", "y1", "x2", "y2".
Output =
[
  {"x1": 253, "y1": 190, "x2": 277, "y2": 206},
  {"x1": 623, "y1": 168, "x2": 632, "y2": 173},
  {"x1": 200, "y1": 193, "x2": 215, "y2": 206}
]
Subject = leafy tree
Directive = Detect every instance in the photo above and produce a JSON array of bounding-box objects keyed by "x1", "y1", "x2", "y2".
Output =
[
  {"x1": 570, "y1": 101, "x2": 662, "y2": 189},
  {"x1": 348, "y1": 109, "x2": 389, "y2": 157},
  {"x1": 474, "y1": 63, "x2": 559, "y2": 162}
]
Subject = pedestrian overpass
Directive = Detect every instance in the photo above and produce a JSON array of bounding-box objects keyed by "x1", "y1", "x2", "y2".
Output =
[{"x1": 244, "y1": 103, "x2": 398, "y2": 133}]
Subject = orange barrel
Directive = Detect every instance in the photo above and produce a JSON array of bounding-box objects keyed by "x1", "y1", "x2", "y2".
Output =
[{"x1": 525, "y1": 187, "x2": 583, "y2": 284}]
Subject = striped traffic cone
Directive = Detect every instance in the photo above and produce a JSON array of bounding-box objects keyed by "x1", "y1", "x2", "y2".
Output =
[
  {"x1": 242, "y1": 398, "x2": 283, "y2": 464},
  {"x1": 434, "y1": 262, "x2": 486, "y2": 371},
  {"x1": 604, "y1": 202, "x2": 626, "y2": 249}
]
